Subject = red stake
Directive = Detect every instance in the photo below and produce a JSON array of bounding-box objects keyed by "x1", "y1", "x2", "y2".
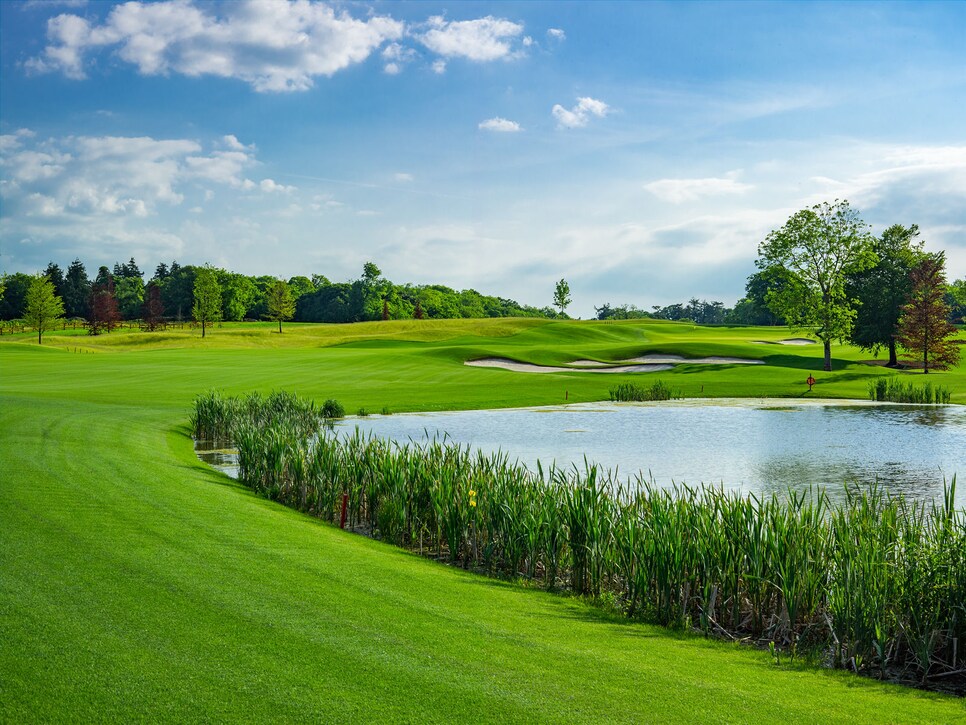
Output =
[{"x1": 340, "y1": 492, "x2": 349, "y2": 529}]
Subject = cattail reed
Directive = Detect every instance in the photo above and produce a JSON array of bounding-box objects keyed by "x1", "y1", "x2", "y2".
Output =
[{"x1": 195, "y1": 391, "x2": 965, "y2": 692}]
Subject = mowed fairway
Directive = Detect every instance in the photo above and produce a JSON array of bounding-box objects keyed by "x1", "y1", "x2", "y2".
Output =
[{"x1": 2, "y1": 319, "x2": 965, "y2": 722}]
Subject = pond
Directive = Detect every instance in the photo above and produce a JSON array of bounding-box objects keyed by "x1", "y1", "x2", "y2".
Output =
[
  {"x1": 197, "y1": 399, "x2": 966, "y2": 508},
  {"x1": 346, "y1": 399, "x2": 966, "y2": 508}
]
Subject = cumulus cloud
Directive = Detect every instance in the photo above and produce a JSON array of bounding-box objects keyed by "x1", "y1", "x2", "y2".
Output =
[
  {"x1": 547, "y1": 28, "x2": 566, "y2": 41},
  {"x1": 259, "y1": 178, "x2": 295, "y2": 193},
  {"x1": 644, "y1": 175, "x2": 754, "y2": 203},
  {"x1": 431, "y1": 59, "x2": 447, "y2": 74},
  {"x1": 0, "y1": 130, "x2": 293, "y2": 222},
  {"x1": 478, "y1": 117, "x2": 522, "y2": 133},
  {"x1": 552, "y1": 96, "x2": 610, "y2": 129},
  {"x1": 418, "y1": 15, "x2": 525, "y2": 62},
  {"x1": 26, "y1": 0, "x2": 404, "y2": 92}
]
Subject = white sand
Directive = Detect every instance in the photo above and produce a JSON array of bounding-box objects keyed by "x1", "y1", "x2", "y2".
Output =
[
  {"x1": 626, "y1": 354, "x2": 764, "y2": 365},
  {"x1": 465, "y1": 354, "x2": 761, "y2": 374},
  {"x1": 465, "y1": 358, "x2": 674, "y2": 374},
  {"x1": 751, "y1": 338, "x2": 818, "y2": 346}
]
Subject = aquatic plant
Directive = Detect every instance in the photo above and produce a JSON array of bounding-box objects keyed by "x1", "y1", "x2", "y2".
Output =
[
  {"x1": 609, "y1": 380, "x2": 678, "y2": 402},
  {"x1": 867, "y1": 376, "x2": 951, "y2": 404},
  {"x1": 195, "y1": 391, "x2": 966, "y2": 692}
]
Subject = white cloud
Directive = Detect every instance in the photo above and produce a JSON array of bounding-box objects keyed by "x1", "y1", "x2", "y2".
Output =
[
  {"x1": 222, "y1": 134, "x2": 251, "y2": 151},
  {"x1": 394, "y1": 172, "x2": 414, "y2": 182},
  {"x1": 381, "y1": 41, "x2": 416, "y2": 74},
  {"x1": 547, "y1": 28, "x2": 566, "y2": 41},
  {"x1": 644, "y1": 175, "x2": 754, "y2": 203},
  {"x1": 431, "y1": 59, "x2": 447, "y2": 74},
  {"x1": 552, "y1": 96, "x2": 610, "y2": 129},
  {"x1": 419, "y1": 15, "x2": 525, "y2": 62},
  {"x1": 0, "y1": 130, "x2": 297, "y2": 224},
  {"x1": 479, "y1": 117, "x2": 522, "y2": 133},
  {"x1": 0, "y1": 129, "x2": 37, "y2": 154},
  {"x1": 26, "y1": 0, "x2": 404, "y2": 92},
  {"x1": 259, "y1": 178, "x2": 295, "y2": 193}
]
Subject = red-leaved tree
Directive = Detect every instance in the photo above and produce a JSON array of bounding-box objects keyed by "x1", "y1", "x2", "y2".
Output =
[
  {"x1": 141, "y1": 281, "x2": 166, "y2": 331},
  {"x1": 896, "y1": 253, "x2": 961, "y2": 373},
  {"x1": 88, "y1": 278, "x2": 120, "y2": 335}
]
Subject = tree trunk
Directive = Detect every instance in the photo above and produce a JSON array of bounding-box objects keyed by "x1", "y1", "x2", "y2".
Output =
[
  {"x1": 37, "y1": 328, "x2": 42, "y2": 345},
  {"x1": 887, "y1": 339, "x2": 898, "y2": 367},
  {"x1": 823, "y1": 340, "x2": 832, "y2": 372},
  {"x1": 202, "y1": 320, "x2": 206, "y2": 338},
  {"x1": 278, "y1": 320, "x2": 282, "y2": 334}
]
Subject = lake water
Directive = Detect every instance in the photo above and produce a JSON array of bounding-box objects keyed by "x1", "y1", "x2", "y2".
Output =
[{"x1": 343, "y1": 400, "x2": 966, "y2": 508}]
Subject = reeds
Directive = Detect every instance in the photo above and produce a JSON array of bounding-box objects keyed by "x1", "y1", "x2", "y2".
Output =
[
  {"x1": 195, "y1": 391, "x2": 965, "y2": 690},
  {"x1": 868, "y1": 376, "x2": 951, "y2": 404},
  {"x1": 609, "y1": 380, "x2": 677, "y2": 402}
]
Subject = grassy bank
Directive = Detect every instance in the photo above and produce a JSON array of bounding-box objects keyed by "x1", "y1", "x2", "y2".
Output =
[{"x1": 2, "y1": 319, "x2": 965, "y2": 721}]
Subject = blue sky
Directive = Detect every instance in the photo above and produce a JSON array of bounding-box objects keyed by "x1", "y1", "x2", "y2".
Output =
[{"x1": 1, "y1": 0, "x2": 964, "y2": 317}]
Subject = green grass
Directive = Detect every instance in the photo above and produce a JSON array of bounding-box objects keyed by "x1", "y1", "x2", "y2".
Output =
[{"x1": 2, "y1": 319, "x2": 965, "y2": 722}]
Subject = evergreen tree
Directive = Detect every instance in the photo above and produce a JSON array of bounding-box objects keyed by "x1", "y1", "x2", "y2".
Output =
[
  {"x1": 896, "y1": 253, "x2": 961, "y2": 373},
  {"x1": 24, "y1": 274, "x2": 65, "y2": 344},
  {"x1": 63, "y1": 259, "x2": 91, "y2": 319},
  {"x1": 43, "y1": 262, "x2": 65, "y2": 299}
]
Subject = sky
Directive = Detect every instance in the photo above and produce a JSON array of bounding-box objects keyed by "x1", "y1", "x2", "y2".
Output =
[{"x1": 1, "y1": 0, "x2": 964, "y2": 318}]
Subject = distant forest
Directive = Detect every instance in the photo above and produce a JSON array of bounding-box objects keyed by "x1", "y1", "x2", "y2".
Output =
[{"x1": 2, "y1": 256, "x2": 964, "y2": 327}]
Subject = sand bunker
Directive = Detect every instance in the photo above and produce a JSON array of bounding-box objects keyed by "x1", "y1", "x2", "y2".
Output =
[
  {"x1": 465, "y1": 358, "x2": 673, "y2": 374},
  {"x1": 465, "y1": 354, "x2": 762, "y2": 374},
  {"x1": 626, "y1": 354, "x2": 764, "y2": 365},
  {"x1": 752, "y1": 338, "x2": 818, "y2": 346}
]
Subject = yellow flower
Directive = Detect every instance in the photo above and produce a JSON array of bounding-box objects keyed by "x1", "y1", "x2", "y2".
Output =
[
  {"x1": 469, "y1": 499, "x2": 477, "y2": 508},
  {"x1": 469, "y1": 489, "x2": 476, "y2": 497}
]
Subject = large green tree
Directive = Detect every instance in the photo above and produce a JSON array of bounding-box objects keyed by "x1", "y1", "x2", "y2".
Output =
[
  {"x1": 264, "y1": 279, "x2": 295, "y2": 333},
  {"x1": 896, "y1": 253, "x2": 961, "y2": 373},
  {"x1": 115, "y1": 276, "x2": 145, "y2": 320},
  {"x1": 845, "y1": 224, "x2": 924, "y2": 366},
  {"x1": 192, "y1": 266, "x2": 222, "y2": 338},
  {"x1": 947, "y1": 278, "x2": 966, "y2": 324},
  {"x1": 757, "y1": 200, "x2": 876, "y2": 371},
  {"x1": 24, "y1": 274, "x2": 65, "y2": 344}
]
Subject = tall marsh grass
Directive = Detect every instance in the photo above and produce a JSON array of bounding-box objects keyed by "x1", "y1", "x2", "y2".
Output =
[
  {"x1": 194, "y1": 391, "x2": 966, "y2": 690},
  {"x1": 609, "y1": 380, "x2": 678, "y2": 402},
  {"x1": 868, "y1": 376, "x2": 951, "y2": 404}
]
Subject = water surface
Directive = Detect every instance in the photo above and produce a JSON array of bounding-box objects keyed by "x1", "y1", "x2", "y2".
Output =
[{"x1": 345, "y1": 400, "x2": 965, "y2": 508}]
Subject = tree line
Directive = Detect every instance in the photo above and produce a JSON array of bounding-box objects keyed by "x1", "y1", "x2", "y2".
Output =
[
  {"x1": 2, "y1": 199, "x2": 964, "y2": 369},
  {"x1": 0, "y1": 259, "x2": 563, "y2": 339}
]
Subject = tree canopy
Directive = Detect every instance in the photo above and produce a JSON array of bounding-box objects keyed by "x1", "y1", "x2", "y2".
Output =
[
  {"x1": 757, "y1": 200, "x2": 876, "y2": 371},
  {"x1": 192, "y1": 266, "x2": 222, "y2": 338},
  {"x1": 265, "y1": 279, "x2": 296, "y2": 333},
  {"x1": 845, "y1": 224, "x2": 924, "y2": 366},
  {"x1": 24, "y1": 274, "x2": 65, "y2": 344}
]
